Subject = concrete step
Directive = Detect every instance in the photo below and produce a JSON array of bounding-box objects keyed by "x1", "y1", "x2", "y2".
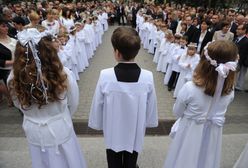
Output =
[
  {"x1": 0, "y1": 134, "x2": 247, "y2": 168},
  {"x1": 1, "y1": 120, "x2": 248, "y2": 137}
]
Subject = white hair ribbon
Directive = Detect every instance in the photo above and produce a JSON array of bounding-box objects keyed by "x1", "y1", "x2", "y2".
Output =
[
  {"x1": 17, "y1": 28, "x2": 43, "y2": 46},
  {"x1": 203, "y1": 42, "x2": 237, "y2": 123},
  {"x1": 215, "y1": 62, "x2": 237, "y2": 78}
]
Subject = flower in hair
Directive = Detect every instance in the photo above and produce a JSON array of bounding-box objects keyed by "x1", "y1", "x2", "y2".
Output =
[
  {"x1": 204, "y1": 49, "x2": 218, "y2": 67},
  {"x1": 203, "y1": 41, "x2": 218, "y2": 67}
]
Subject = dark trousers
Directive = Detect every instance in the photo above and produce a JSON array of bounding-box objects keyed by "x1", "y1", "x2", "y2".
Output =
[
  {"x1": 119, "y1": 15, "x2": 125, "y2": 25},
  {"x1": 106, "y1": 149, "x2": 138, "y2": 168},
  {"x1": 168, "y1": 71, "x2": 180, "y2": 89}
]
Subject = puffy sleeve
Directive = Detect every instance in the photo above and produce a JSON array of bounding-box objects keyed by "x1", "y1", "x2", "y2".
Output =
[
  {"x1": 88, "y1": 71, "x2": 104, "y2": 130},
  {"x1": 65, "y1": 67, "x2": 79, "y2": 116},
  {"x1": 173, "y1": 82, "x2": 191, "y2": 118},
  {"x1": 146, "y1": 73, "x2": 158, "y2": 127}
]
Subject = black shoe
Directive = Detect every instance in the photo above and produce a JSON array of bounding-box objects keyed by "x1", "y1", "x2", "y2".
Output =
[
  {"x1": 245, "y1": 90, "x2": 248, "y2": 92},
  {"x1": 168, "y1": 87, "x2": 172, "y2": 91}
]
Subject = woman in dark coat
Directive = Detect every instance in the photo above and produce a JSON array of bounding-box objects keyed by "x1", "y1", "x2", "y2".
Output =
[{"x1": 192, "y1": 20, "x2": 213, "y2": 55}]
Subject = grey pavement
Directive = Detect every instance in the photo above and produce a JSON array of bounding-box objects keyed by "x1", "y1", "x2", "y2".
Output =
[
  {"x1": 0, "y1": 25, "x2": 248, "y2": 167},
  {"x1": 0, "y1": 134, "x2": 248, "y2": 168}
]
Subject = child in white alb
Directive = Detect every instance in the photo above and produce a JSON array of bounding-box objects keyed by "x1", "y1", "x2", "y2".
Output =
[{"x1": 89, "y1": 27, "x2": 158, "y2": 168}]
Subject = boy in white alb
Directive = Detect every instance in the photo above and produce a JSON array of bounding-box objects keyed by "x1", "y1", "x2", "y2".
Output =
[
  {"x1": 89, "y1": 27, "x2": 158, "y2": 168},
  {"x1": 167, "y1": 36, "x2": 188, "y2": 91}
]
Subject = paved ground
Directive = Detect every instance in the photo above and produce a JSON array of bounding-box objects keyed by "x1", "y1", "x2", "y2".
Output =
[
  {"x1": 1, "y1": 134, "x2": 248, "y2": 168},
  {"x1": 0, "y1": 25, "x2": 248, "y2": 168}
]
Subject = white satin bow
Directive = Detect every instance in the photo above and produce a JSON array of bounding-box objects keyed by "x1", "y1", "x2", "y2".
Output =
[
  {"x1": 17, "y1": 28, "x2": 43, "y2": 46},
  {"x1": 215, "y1": 61, "x2": 237, "y2": 78}
]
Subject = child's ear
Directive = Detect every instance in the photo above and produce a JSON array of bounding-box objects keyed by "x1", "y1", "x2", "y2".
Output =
[{"x1": 114, "y1": 49, "x2": 123, "y2": 61}]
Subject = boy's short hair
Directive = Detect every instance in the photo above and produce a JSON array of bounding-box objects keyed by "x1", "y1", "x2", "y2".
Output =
[
  {"x1": 181, "y1": 35, "x2": 188, "y2": 42},
  {"x1": 111, "y1": 27, "x2": 141, "y2": 61}
]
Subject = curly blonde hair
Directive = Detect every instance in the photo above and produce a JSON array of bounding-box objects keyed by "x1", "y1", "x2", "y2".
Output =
[{"x1": 8, "y1": 35, "x2": 68, "y2": 109}]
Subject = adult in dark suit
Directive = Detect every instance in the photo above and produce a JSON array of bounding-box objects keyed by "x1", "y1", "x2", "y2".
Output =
[
  {"x1": 230, "y1": 21, "x2": 238, "y2": 35},
  {"x1": 209, "y1": 14, "x2": 221, "y2": 34},
  {"x1": 168, "y1": 13, "x2": 178, "y2": 34},
  {"x1": 131, "y1": 4, "x2": 138, "y2": 28},
  {"x1": 74, "y1": 2, "x2": 83, "y2": 22},
  {"x1": 192, "y1": 20, "x2": 213, "y2": 54},
  {"x1": 234, "y1": 15, "x2": 246, "y2": 37},
  {"x1": 116, "y1": 4, "x2": 125, "y2": 25},
  {"x1": 227, "y1": 10, "x2": 239, "y2": 39},
  {"x1": 235, "y1": 24, "x2": 248, "y2": 91},
  {"x1": 184, "y1": 16, "x2": 197, "y2": 44}
]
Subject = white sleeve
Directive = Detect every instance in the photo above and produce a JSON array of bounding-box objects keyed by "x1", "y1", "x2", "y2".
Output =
[
  {"x1": 146, "y1": 73, "x2": 158, "y2": 127},
  {"x1": 88, "y1": 72, "x2": 104, "y2": 130},
  {"x1": 178, "y1": 56, "x2": 188, "y2": 69},
  {"x1": 65, "y1": 67, "x2": 79, "y2": 116},
  {"x1": 191, "y1": 55, "x2": 200, "y2": 70},
  {"x1": 58, "y1": 50, "x2": 67, "y2": 65},
  {"x1": 173, "y1": 82, "x2": 190, "y2": 118}
]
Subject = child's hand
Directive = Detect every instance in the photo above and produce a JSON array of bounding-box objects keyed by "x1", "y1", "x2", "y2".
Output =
[{"x1": 177, "y1": 56, "x2": 180, "y2": 61}]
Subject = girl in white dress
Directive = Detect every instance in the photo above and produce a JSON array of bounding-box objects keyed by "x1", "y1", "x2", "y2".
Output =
[
  {"x1": 153, "y1": 25, "x2": 166, "y2": 63},
  {"x1": 84, "y1": 18, "x2": 95, "y2": 58},
  {"x1": 60, "y1": 8, "x2": 75, "y2": 33},
  {"x1": 75, "y1": 23, "x2": 89, "y2": 69},
  {"x1": 67, "y1": 27, "x2": 80, "y2": 80},
  {"x1": 164, "y1": 40, "x2": 239, "y2": 168},
  {"x1": 173, "y1": 43, "x2": 200, "y2": 98},
  {"x1": 41, "y1": 9, "x2": 60, "y2": 36},
  {"x1": 7, "y1": 28, "x2": 87, "y2": 168},
  {"x1": 156, "y1": 31, "x2": 174, "y2": 72}
]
